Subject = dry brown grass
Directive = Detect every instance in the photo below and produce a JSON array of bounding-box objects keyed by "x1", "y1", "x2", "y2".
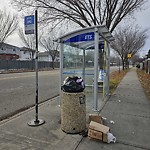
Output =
[
  {"x1": 137, "y1": 69, "x2": 150, "y2": 101},
  {"x1": 109, "y1": 69, "x2": 129, "y2": 93}
]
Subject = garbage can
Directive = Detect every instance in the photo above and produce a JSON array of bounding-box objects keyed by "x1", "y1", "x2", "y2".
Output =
[{"x1": 61, "y1": 91, "x2": 86, "y2": 134}]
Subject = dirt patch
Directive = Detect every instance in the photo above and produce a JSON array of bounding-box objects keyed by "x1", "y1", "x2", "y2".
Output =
[{"x1": 110, "y1": 69, "x2": 129, "y2": 93}]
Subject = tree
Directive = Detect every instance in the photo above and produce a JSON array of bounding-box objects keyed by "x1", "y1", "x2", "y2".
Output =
[
  {"x1": 0, "y1": 10, "x2": 18, "y2": 47},
  {"x1": 131, "y1": 53, "x2": 141, "y2": 65},
  {"x1": 18, "y1": 28, "x2": 36, "y2": 59},
  {"x1": 12, "y1": 0, "x2": 147, "y2": 32},
  {"x1": 86, "y1": 50, "x2": 94, "y2": 62},
  {"x1": 12, "y1": 0, "x2": 148, "y2": 71},
  {"x1": 110, "y1": 55, "x2": 118, "y2": 66},
  {"x1": 146, "y1": 49, "x2": 150, "y2": 58},
  {"x1": 111, "y1": 25, "x2": 147, "y2": 70},
  {"x1": 39, "y1": 30, "x2": 59, "y2": 69}
]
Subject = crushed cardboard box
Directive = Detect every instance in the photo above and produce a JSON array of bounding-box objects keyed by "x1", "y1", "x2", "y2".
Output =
[
  {"x1": 88, "y1": 121, "x2": 110, "y2": 143},
  {"x1": 89, "y1": 114, "x2": 103, "y2": 124}
]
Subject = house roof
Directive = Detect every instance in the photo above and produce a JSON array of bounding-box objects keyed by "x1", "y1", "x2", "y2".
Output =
[
  {"x1": 38, "y1": 51, "x2": 49, "y2": 57},
  {"x1": 20, "y1": 47, "x2": 36, "y2": 52},
  {"x1": 39, "y1": 51, "x2": 59, "y2": 57},
  {"x1": 0, "y1": 42, "x2": 20, "y2": 49}
]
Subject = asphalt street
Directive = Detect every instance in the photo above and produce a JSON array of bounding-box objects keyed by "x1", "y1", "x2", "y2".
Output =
[
  {"x1": 0, "y1": 70, "x2": 59, "y2": 120},
  {"x1": 0, "y1": 66, "x2": 119, "y2": 121},
  {"x1": 0, "y1": 68, "x2": 149, "y2": 150}
]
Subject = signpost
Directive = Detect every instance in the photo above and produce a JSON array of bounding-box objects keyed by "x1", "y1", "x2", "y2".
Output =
[
  {"x1": 64, "y1": 32, "x2": 94, "y2": 43},
  {"x1": 25, "y1": 12, "x2": 45, "y2": 127},
  {"x1": 24, "y1": 15, "x2": 35, "y2": 34},
  {"x1": 127, "y1": 53, "x2": 132, "y2": 58}
]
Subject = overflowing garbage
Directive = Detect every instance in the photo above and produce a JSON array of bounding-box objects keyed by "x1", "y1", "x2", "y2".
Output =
[
  {"x1": 88, "y1": 114, "x2": 116, "y2": 144},
  {"x1": 61, "y1": 76, "x2": 85, "y2": 93},
  {"x1": 107, "y1": 132, "x2": 116, "y2": 143},
  {"x1": 61, "y1": 76, "x2": 116, "y2": 144}
]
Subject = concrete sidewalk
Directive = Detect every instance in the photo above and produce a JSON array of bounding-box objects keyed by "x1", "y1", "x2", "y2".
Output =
[{"x1": 0, "y1": 68, "x2": 150, "y2": 150}]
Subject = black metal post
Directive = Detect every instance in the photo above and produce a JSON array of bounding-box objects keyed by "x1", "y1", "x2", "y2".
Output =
[
  {"x1": 119, "y1": 58, "x2": 120, "y2": 73},
  {"x1": 35, "y1": 9, "x2": 39, "y2": 123},
  {"x1": 28, "y1": 9, "x2": 45, "y2": 127}
]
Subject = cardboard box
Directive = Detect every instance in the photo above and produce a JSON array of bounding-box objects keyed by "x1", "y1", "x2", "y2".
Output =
[
  {"x1": 89, "y1": 114, "x2": 103, "y2": 124},
  {"x1": 88, "y1": 121, "x2": 109, "y2": 142}
]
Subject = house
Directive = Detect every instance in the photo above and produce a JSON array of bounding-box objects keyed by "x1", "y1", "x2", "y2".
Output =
[
  {"x1": 20, "y1": 47, "x2": 36, "y2": 60},
  {"x1": 38, "y1": 51, "x2": 51, "y2": 61},
  {"x1": 0, "y1": 42, "x2": 20, "y2": 60},
  {"x1": 38, "y1": 51, "x2": 59, "y2": 62},
  {"x1": 0, "y1": 42, "x2": 36, "y2": 60}
]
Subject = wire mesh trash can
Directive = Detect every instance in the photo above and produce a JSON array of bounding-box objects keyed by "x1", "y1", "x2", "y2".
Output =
[{"x1": 61, "y1": 92, "x2": 86, "y2": 134}]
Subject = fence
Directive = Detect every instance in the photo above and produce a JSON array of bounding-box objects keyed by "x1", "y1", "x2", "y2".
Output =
[
  {"x1": 140, "y1": 59, "x2": 150, "y2": 74},
  {"x1": 0, "y1": 60, "x2": 59, "y2": 70}
]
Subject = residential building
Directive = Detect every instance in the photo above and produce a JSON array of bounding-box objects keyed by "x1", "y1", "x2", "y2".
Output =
[
  {"x1": 20, "y1": 47, "x2": 36, "y2": 60},
  {"x1": 38, "y1": 51, "x2": 51, "y2": 61},
  {"x1": 0, "y1": 43, "x2": 36, "y2": 60},
  {"x1": 0, "y1": 42, "x2": 20, "y2": 60},
  {"x1": 38, "y1": 51, "x2": 59, "y2": 62}
]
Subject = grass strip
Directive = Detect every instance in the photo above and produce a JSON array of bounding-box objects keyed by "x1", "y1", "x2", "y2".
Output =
[{"x1": 110, "y1": 69, "x2": 129, "y2": 93}]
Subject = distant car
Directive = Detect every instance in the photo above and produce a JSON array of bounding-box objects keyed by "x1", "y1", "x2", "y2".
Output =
[{"x1": 136, "y1": 64, "x2": 140, "y2": 68}]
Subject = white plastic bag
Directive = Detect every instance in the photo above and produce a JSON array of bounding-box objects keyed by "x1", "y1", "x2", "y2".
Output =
[{"x1": 107, "y1": 132, "x2": 116, "y2": 143}]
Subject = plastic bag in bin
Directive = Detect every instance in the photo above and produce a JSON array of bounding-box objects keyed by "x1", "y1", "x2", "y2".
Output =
[{"x1": 62, "y1": 76, "x2": 85, "y2": 93}]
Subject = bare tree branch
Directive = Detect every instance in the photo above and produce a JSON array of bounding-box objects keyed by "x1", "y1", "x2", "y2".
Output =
[
  {"x1": 0, "y1": 10, "x2": 18, "y2": 45},
  {"x1": 39, "y1": 29, "x2": 59, "y2": 69},
  {"x1": 12, "y1": 0, "x2": 148, "y2": 32},
  {"x1": 18, "y1": 28, "x2": 35, "y2": 50},
  {"x1": 111, "y1": 25, "x2": 148, "y2": 70},
  {"x1": 18, "y1": 28, "x2": 36, "y2": 59}
]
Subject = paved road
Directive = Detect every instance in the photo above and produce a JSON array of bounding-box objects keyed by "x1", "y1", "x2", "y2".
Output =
[
  {"x1": 0, "y1": 66, "x2": 119, "y2": 121},
  {"x1": 0, "y1": 70, "x2": 59, "y2": 120},
  {"x1": 1, "y1": 68, "x2": 149, "y2": 150}
]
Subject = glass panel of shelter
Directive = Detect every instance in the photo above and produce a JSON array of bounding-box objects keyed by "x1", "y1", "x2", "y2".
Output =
[
  {"x1": 57, "y1": 26, "x2": 114, "y2": 112},
  {"x1": 62, "y1": 38, "x2": 109, "y2": 111},
  {"x1": 63, "y1": 44, "x2": 83, "y2": 81}
]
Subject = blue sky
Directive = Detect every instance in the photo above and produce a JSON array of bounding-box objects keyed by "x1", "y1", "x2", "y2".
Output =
[{"x1": 0, "y1": 0, "x2": 150, "y2": 56}]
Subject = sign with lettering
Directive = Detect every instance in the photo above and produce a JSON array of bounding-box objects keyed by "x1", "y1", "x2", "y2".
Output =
[
  {"x1": 24, "y1": 15, "x2": 35, "y2": 34},
  {"x1": 127, "y1": 54, "x2": 132, "y2": 58},
  {"x1": 64, "y1": 32, "x2": 94, "y2": 43},
  {"x1": 99, "y1": 70, "x2": 106, "y2": 81}
]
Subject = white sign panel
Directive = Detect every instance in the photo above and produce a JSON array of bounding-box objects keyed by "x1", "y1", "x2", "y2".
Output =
[{"x1": 24, "y1": 15, "x2": 35, "y2": 34}]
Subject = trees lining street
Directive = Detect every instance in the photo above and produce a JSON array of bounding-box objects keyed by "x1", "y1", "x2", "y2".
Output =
[
  {"x1": 11, "y1": 0, "x2": 149, "y2": 70},
  {"x1": 111, "y1": 25, "x2": 148, "y2": 70}
]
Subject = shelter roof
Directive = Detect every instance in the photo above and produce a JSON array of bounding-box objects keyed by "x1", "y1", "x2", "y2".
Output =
[{"x1": 55, "y1": 25, "x2": 114, "y2": 50}]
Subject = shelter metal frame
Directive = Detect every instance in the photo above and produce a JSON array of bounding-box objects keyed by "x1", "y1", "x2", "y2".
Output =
[{"x1": 56, "y1": 25, "x2": 114, "y2": 111}]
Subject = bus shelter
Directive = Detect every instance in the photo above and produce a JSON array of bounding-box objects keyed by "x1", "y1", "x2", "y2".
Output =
[{"x1": 56, "y1": 25, "x2": 114, "y2": 111}]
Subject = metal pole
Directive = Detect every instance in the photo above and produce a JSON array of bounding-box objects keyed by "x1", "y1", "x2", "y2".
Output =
[
  {"x1": 28, "y1": 9, "x2": 45, "y2": 127},
  {"x1": 83, "y1": 49, "x2": 85, "y2": 83},
  {"x1": 119, "y1": 58, "x2": 120, "y2": 73},
  {"x1": 35, "y1": 9, "x2": 39, "y2": 123},
  {"x1": 103, "y1": 40, "x2": 107, "y2": 100},
  {"x1": 93, "y1": 27, "x2": 99, "y2": 111},
  {"x1": 106, "y1": 42, "x2": 110, "y2": 96},
  {"x1": 59, "y1": 40, "x2": 64, "y2": 107}
]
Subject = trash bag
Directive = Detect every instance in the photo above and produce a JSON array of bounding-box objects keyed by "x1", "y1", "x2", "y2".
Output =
[
  {"x1": 107, "y1": 132, "x2": 116, "y2": 143},
  {"x1": 62, "y1": 76, "x2": 85, "y2": 93}
]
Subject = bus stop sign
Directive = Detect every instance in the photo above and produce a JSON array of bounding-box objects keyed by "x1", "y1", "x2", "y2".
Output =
[{"x1": 24, "y1": 15, "x2": 35, "y2": 34}]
